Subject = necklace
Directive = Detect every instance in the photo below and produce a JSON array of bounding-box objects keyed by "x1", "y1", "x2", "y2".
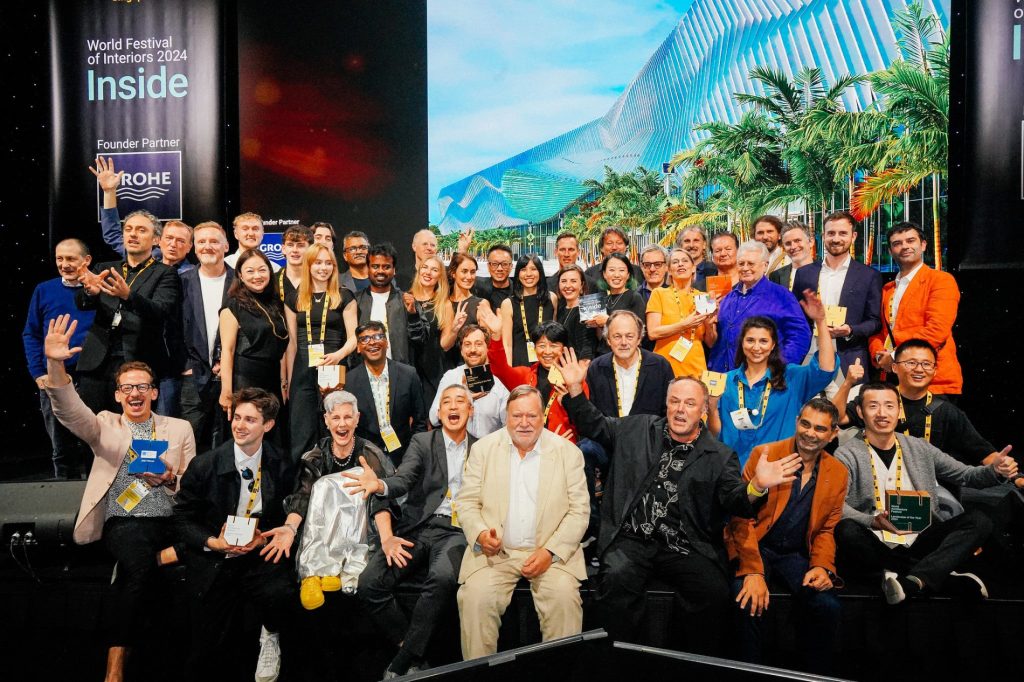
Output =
[
  {"x1": 607, "y1": 291, "x2": 626, "y2": 309},
  {"x1": 253, "y1": 300, "x2": 288, "y2": 340},
  {"x1": 332, "y1": 443, "x2": 356, "y2": 467},
  {"x1": 312, "y1": 292, "x2": 326, "y2": 304}
]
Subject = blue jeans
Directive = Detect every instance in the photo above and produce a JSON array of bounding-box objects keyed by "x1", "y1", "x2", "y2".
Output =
[
  {"x1": 157, "y1": 376, "x2": 182, "y2": 418},
  {"x1": 39, "y1": 387, "x2": 89, "y2": 478}
]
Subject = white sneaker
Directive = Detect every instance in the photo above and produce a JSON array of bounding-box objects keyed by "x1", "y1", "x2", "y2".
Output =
[
  {"x1": 256, "y1": 627, "x2": 281, "y2": 682},
  {"x1": 882, "y1": 571, "x2": 905, "y2": 605}
]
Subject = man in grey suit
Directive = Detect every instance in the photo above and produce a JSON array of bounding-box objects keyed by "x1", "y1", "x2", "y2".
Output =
[
  {"x1": 345, "y1": 383, "x2": 477, "y2": 678},
  {"x1": 834, "y1": 382, "x2": 1017, "y2": 604}
]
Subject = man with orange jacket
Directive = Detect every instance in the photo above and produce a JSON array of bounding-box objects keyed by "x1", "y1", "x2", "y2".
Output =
[{"x1": 869, "y1": 222, "x2": 962, "y2": 396}]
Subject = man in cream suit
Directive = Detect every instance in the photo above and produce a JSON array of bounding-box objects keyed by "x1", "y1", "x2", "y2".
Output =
[{"x1": 455, "y1": 385, "x2": 590, "y2": 660}]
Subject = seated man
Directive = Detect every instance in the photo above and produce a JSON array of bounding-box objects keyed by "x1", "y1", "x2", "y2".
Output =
[
  {"x1": 725, "y1": 398, "x2": 847, "y2": 675},
  {"x1": 455, "y1": 386, "x2": 590, "y2": 660},
  {"x1": 172, "y1": 387, "x2": 304, "y2": 682},
  {"x1": 346, "y1": 384, "x2": 478, "y2": 678},
  {"x1": 43, "y1": 314, "x2": 195, "y2": 682},
  {"x1": 585, "y1": 311, "x2": 674, "y2": 419},
  {"x1": 428, "y1": 324, "x2": 509, "y2": 438},
  {"x1": 559, "y1": 348, "x2": 800, "y2": 656},
  {"x1": 834, "y1": 382, "x2": 1018, "y2": 604}
]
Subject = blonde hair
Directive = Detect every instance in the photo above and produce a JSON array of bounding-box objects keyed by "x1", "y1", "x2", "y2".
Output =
[
  {"x1": 297, "y1": 244, "x2": 342, "y2": 312},
  {"x1": 410, "y1": 256, "x2": 452, "y2": 330}
]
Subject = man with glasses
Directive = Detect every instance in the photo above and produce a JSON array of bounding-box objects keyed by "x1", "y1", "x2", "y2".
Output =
[
  {"x1": 637, "y1": 244, "x2": 669, "y2": 303},
  {"x1": 473, "y1": 244, "x2": 515, "y2": 310},
  {"x1": 339, "y1": 230, "x2": 371, "y2": 293},
  {"x1": 43, "y1": 314, "x2": 195, "y2": 682},
  {"x1": 675, "y1": 227, "x2": 717, "y2": 291}
]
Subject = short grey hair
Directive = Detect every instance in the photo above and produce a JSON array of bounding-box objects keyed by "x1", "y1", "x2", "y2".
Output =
[
  {"x1": 675, "y1": 226, "x2": 708, "y2": 246},
  {"x1": 323, "y1": 390, "x2": 359, "y2": 414},
  {"x1": 639, "y1": 244, "x2": 668, "y2": 261},
  {"x1": 124, "y1": 210, "x2": 162, "y2": 238},
  {"x1": 439, "y1": 383, "x2": 474, "y2": 403},
  {"x1": 736, "y1": 240, "x2": 769, "y2": 263},
  {"x1": 781, "y1": 220, "x2": 813, "y2": 243},
  {"x1": 506, "y1": 385, "x2": 542, "y2": 409},
  {"x1": 605, "y1": 309, "x2": 645, "y2": 338}
]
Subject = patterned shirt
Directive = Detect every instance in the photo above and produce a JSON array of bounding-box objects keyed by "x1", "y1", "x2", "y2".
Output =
[
  {"x1": 623, "y1": 430, "x2": 695, "y2": 554},
  {"x1": 105, "y1": 417, "x2": 173, "y2": 519}
]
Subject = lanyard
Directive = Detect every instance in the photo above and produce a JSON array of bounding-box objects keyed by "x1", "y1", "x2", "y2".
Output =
[
  {"x1": 866, "y1": 438, "x2": 904, "y2": 512},
  {"x1": 243, "y1": 462, "x2": 263, "y2": 518},
  {"x1": 122, "y1": 257, "x2": 155, "y2": 288},
  {"x1": 278, "y1": 270, "x2": 286, "y2": 302},
  {"x1": 670, "y1": 287, "x2": 696, "y2": 341},
  {"x1": 519, "y1": 297, "x2": 543, "y2": 344},
  {"x1": 899, "y1": 392, "x2": 933, "y2": 443},
  {"x1": 613, "y1": 356, "x2": 642, "y2": 417},
  {"x1": 789, "y1": 267, "x2": 796, "y2": 291},
  {"x1": 305, "y1": 294, "x2": 330, "y2": 345},
  {"x1": 736, "y1": 379, "x2": 772, "y2": 427},
  {"x1": 543, "y1": 389, "x2": 557, "y2": 424},
  {"x1": 372, "y1": 372, "x2": 392, "y2": 427}
]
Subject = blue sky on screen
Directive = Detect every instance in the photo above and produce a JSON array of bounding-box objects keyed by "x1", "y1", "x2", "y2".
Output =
[{"x1": 427, "y1": 0, "x2": 694, "y2": 224}]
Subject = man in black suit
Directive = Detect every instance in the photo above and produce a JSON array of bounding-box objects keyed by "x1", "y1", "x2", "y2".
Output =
[
  {"x1": 769, "y1": 221, "x2": 816, "y2": 291},
  {"x1": 586, "y1": 310, "x2": 674, "y2": 419},
  {"x1": 180, "y1": 221, "x2": 234, "y2": 449},
  {"x1": 172, "y1": 387, "x2": 305, "y2": 682},
  {"x1": 75, "y1": 209, "x2": 182, "y2": 414},
  {"x1": 347, "y1": 383, "x2": 477, "y2": 678},
  {"x1": 353, "y1": 242, "x2": 424, "y2": 365},
  {"x1": 793, "y1": 211, "x2": 882, "y2": 380},
  {"x1": 345, "y1": 321, "x2": 428, "y2": 466}
]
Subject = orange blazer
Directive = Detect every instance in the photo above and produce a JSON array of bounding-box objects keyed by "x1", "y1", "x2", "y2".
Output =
[
  {"x1": 868, "y1": 265, "x2": 962, "y2": 394},
  {"x1": 725, "y1": 437, "x2": 848, "y2": 576}
]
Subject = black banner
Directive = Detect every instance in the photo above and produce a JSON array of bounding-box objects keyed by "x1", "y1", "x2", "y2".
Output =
[{"x1": 48, "y1": 0, "x2": 225, "y2": 248}]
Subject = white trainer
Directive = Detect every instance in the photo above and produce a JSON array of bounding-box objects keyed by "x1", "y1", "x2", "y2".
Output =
[{"x1": 255, "y1": 626, "x2": 281, "y2": 682}]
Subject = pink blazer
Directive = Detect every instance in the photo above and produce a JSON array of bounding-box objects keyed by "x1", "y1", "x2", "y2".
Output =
[{"x1": 45, "y1": 380, "x2": 197, "y2": 544}]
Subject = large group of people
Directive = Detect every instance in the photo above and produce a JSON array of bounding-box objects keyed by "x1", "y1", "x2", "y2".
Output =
[{"x1": 20, "y1": 164, "x2": 1022, "y2": 681}]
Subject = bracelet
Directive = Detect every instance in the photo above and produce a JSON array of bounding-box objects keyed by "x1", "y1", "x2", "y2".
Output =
[{"x1": 746, "y1": 480, "x2": 767, "y2": 498}]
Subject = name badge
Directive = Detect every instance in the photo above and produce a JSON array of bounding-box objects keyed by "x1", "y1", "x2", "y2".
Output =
[
  {"x1": 669, "y1": 336, "x2": 693, "y2": 362},
  {"x1": 127, "y1": 439, "x2": 168, "y2": 475},
  {"x1": 115, "y1": 479, "x2": 150, "y2": 512},
  {"x1": 308, "y1": 343, "x2": 326, "y2": 367},
  {"x1": 380, "y1": 425, "x2": 402, "y2": 452},
  {"x1": 111, "y1": 310, "x2": 122, "y2": 328},
  {"x1": 815, "y1": 305, "x2": 848, "y2": 336},
  {"x1": 526, "y1": 341, "x2": 538, "y2": 363},
  {"x1": 224, "y1": 515, "x2": 258, "y2": 546},
  {"x1": 701, "y1": 370, "x2": 727, "y2": 397},
  {"x1": 547, "y1": 365, "x2": 564, "y2": 386},
  {"x1": 448, "y1": 489, "x2": 461, "y2": 528},
  {"x1": 730, "y1": 408, "x2": 757, "y2": 430},
  {"x1": 317, "y1": 364, "x2": 344, "y2": 390}
]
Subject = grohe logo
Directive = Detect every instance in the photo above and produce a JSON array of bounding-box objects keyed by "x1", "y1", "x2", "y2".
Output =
[
  {"x1": 260, "y1": 233, "x2": 285, "y2": 266},
  {"x1": 96, "y1": 151, "x2": 182, "y2": 221}
]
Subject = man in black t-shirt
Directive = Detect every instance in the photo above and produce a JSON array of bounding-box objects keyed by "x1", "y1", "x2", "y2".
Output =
[{"x1": 472, "y1": 245, "x2": 515, "y2": 310}]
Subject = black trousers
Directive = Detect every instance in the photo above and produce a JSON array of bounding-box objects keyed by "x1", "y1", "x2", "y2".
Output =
[
  {"x1": 357, "y1": 516, "x2": 466, "y2": 659},
  {"x1": 101, "y1": 516, "x2": 177, "y2": 648},
  {"x1": 594, "y1": 533, "x2": 730, "y2": 656},
  {"x1": 835, "y1": 509, "x2": 993, "y2": 590},
  {"x1": 180, "y1": 375, "x2": 227, "y2": 452},
  {"x1": 288, "y1": 351, "x2": 325, "y2": 461}
]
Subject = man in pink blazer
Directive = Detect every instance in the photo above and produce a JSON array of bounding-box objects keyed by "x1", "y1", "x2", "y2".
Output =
[{"x1": 43, "y1": 314, "x2": 196, "y2": 682}]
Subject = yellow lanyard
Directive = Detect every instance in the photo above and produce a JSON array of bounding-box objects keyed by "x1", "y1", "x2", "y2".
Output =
[
  {"x1": 243, "y1": 462, "x2": 263, "y2": 518},
  {"x1": 736, "y1": 379, "x2": 772, "y2": 427},
  {"x1": 670, "y1": 287, "x2": 696, "y2": 341},
  {"x1": 372, "y1": 372, "x2": 392, "y2": 427},
  {"x1": 899, "y1": 392, "x2": 932, "y2": 443},
  {"x1": 789, "y1": 267, "x2": 796, "y2": 291},
  {"x1": 866, "y1": 438, "x2": 904, "y2": 512},
  {"x1": 278, "y1": 270, "x2": 287, "y2": 302},
  {"x1": 519, "y1": 298, "x2": 543, "y2": 345},
  {"x1": 613, "y1": 356, "x2": 642, "y2": 417},
  {"x1": 887, "y1": 288, "x2": 897, "y2": 327},
  {"x1": 305, "y1": 294, "x2": 330, "y2": 345},
  {"x1": 543, "y1": 390, "x2": 557, "y2": 424},
  {"x1": 122, "y1": 257, "x2": 155, "y2": 288}
]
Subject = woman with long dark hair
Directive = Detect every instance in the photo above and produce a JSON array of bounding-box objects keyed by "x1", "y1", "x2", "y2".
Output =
[
  {"x1": 709, "y1": 291, "x2": 837, "y2": 464},
  {"x1": 588, "y1": 252, "x2": 648, "y2": 356},
  {"x1": 445, "y1": 252, "x2": 492, "y2": 369},
  {"x1": 499, "y1": 254, "x2": 557, "y2": 366},
  {"x1": 554, "y1": 265, "x2": 596, "y2": 367}
]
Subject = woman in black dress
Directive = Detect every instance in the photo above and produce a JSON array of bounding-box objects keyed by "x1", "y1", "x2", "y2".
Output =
[
  {"x1": 555, "y1": 265, "x2": 597, "y2": 368},
  {"x1": 499, "y1": 254, "x2": 558, "y2": 367},
  {"x1": 408, "y1": 255, "x2": 464, "y2": 406},
  {"x1": 444, "y1": 252, "x2": 491, "y2": 369},
  {"x1": 588, "y1": 252, "x2": 648, "y2": 356},
  {"x1": 284, "y1": 244, "x2": 358, "y2": 460}
]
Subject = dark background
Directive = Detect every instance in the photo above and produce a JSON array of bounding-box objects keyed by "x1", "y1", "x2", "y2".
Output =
[{"x1": 0, "y1": 1, "x2": 1018, "y2": 478}]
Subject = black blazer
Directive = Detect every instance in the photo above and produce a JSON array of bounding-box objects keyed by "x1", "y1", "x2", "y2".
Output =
[
  {"x1": 793, "y1": 259, "x2": 883, "y2": 375},
  {"x1": 768, "y1": 263, "x2": 794, "y2": 290},
  {"x1": 75, "y1": 259, "x2": 181, "y2": 378},
  {"x1": 345, "y1": 359, "x2": 427, "y2": 466},
  {"x1": 180, "y1": 266, "x2": 235, "y2": 393},
  {"x1": 173, "y1": 439, "x2": 299, "y2": 594},
  {"x1": 381, "y1": 429, "x2": 477, "y2": 535},
  {"x1": 585, "y1": 349, "x2": 674, "y2": 419},
  {"x1": 694, "y1": 259, "x2": 718, "y2": 293},
  {"x1": 353, "y1": 285, "x2": 424, "y2": 365}
]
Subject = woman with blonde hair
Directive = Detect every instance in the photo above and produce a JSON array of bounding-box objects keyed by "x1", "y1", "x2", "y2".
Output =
[
  {"x1": 646, "y1": 247, "x2": 716, "y2": 378},
  {"x1": 408, "y1": 255, "x2": 465, "y2": 404}
]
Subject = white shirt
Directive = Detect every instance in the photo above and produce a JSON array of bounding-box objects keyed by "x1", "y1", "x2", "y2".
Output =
[
  {"x1": 369, "y1": 291, "x2": 393, "y2": 359},
  {"x1": 891, "y1": 262, "x2": 925, "y2": 324},
  {"x1": 612, "y1": 354, "x2": 641, "y2": 417},
  {"x1": 869, "y1": 446, "x2": 919, "y2": 547},
  {"x1": 199, "y1": 271, "x2": 227, "y2": 364},
  {"x1": 819, "y1": 255, "x2": 851, "y2": 308},
  {"x1": 225, "y1": 249, "x2": 281, "y2": 272},
  {"x1": 503, "y1": 440, "x2": 542, "y2": 550},
  {"x1": 434, "y1": 432, "x2": 468, "y2": 517},
  {"x1": 429, "y1": 365, "x2": 509, "y2": 438},
  {"x1": 367, "y1": 363, "x2": 391, "y2": 427},
  {"x1": 233, "y1": 443, "x2": 263, "y2": 518}
]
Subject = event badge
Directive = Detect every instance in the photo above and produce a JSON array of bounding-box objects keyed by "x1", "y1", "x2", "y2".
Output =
[
  {"x1": 224, "y1": 515, "x2": 258, "y2": 546},
  {"x1": 447, "y1": 489, "x2": 461, "y2": 528},
  {"x1": 729, "y1": 408, "x2": 757, "y2": 430},
  {"x1": 116, "y1": 479, "x2": 150, "y2": 513},
  {"x1": 547, "y1": 365, "x2": 564, "y2": 386},
  {"x1": 694, "y1": 293, "x2": 717, "y2": 315},
  {"x1": 308, "y1": 343, "x2": 326, "y2": 367},
  {"x1": 701, "y1": 370, "x2": 727, "y2": 397},
  {"x1": 815, "y1": 305, "x2": 848, "y2": 337},
  {"x1": 127, "y1": 439, "x2": 168, "y2": 475},
  {"x1": 111, "y1": 310, "x2": 122, "y2": 328},
  {"x1": 317, "y1": 365, "x2": 344, "y2": 390},
  {"x1": 526, "y1": 341, "x2": 538, "y2": 363},
  {"x1": 669, "y1": 336, "x2": 693, "y2": 362},
  {"x1": 380, "y1": 425, "x2": 402, "y2": 453}
]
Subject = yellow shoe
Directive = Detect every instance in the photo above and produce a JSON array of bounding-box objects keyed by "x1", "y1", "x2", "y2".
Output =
[
  {"x1": 300, "y1": 577, "x2": 325, "y2": 610},
  {"x1": 320, "y1": 575, "x2": 342, "y2": 592}
]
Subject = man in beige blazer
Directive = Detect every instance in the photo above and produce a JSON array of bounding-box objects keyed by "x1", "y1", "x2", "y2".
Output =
[
  {"x1": 455, "y1": 385, "x2": 590, "y2": 659},
  {"x1": 43, "y1": 314, "x2": 195, "y2": 682}
]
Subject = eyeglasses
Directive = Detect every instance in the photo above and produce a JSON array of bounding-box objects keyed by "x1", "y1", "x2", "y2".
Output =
[
  {"x1": 640, "y1": 261, "x2": 666, "y2": 269},
  {"x1": 895, "y1": 359, "x2": 936, "y2": 371},
  {"x1": 358, "y1": 333, "x2": 387, "y2": 344},
  {"x1": 487, "y1": 261, "x2": 512, "y2": 269},
  {"x1": 241, "y1": 467, "x2": 255, "y2": 492},
  {"x1": 117, "y1": 383, "x2": 154, "y2": 394},
  {"x1": 344, "y1": 245, "x2": 369, "y2": 252}
]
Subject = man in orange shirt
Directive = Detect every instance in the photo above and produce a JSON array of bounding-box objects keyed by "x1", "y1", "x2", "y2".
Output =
[
  {"x1": 725, "y1": 398, "x2": 847, "y2": 674},
  {"x1": 869, "y1": 222, "x2": 962, "y2": 396}
]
